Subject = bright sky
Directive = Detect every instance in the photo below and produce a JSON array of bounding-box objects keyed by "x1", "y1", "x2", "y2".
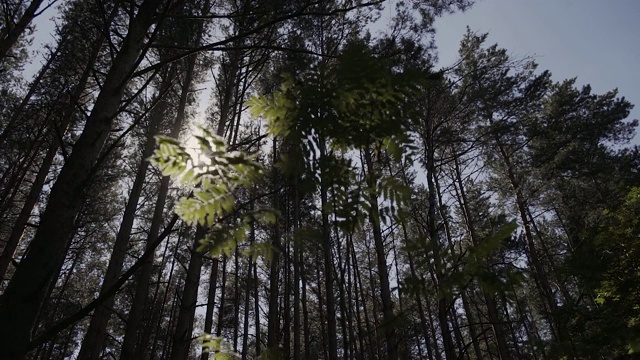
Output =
[
  {"x1": 433, "y1": 0, "x2": 640, "y2": 131},
  {"x1": 26, "y1": 0, "x2": 640, "y2": 138}
]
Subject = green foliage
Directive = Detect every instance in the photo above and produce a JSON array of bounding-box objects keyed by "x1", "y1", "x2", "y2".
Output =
[
  {"x1": 258, "y1": 347, "x2": 284, "y2": 360},
  {"x1": 151, "y1": 127, "x2": 272, "y2": 256},
  {"x1": 591, "y1": 187, "x2": 640, "y2": 354},
  {"x1": 249, "y1": 41, "x2": 421, "y2": 233},
  {"x1": 200, "y1": 334, "x2": 240, "y2": 359},
  {"x1": 152, "y1": 128, "x2": 262, "y2": 226}
]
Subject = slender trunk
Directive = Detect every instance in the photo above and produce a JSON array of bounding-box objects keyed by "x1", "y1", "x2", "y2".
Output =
[
  {"x1": 450, "y1": 310, "x2": 468, "y2": 359},
  {"x1": 404, "y1": 239, "x2": 436, "y2": 360},
  {"x1": 78, "y1": 65, "x2": 175, "y2": 360},
  {"x1": 0, "y1": 0, "x2": 45, "y2": 63},
  {"x1": 452, "y1": 155, "x2": 511, "y2": 359},
  {"x1": 363, "y1": 148, "x2": 398, "y2": 360},
  {"x1": 120, "y1": 52, "x2": 197, "y2": 359},
  {"x1": 169, "y1": 226, "x2": 206, "y2": 360},
  {"x1": 215, "y1": 255, "x2": 228, "y2": 338},
  {"x1": 267, "y1": 139, "x2": 280, "y2": 352},
  {"x1": 315, "y1": 252, "x2": 328, "y2": 359},
  {"x1": 461, "y1": 290, "x2": 484, "y2": 359},
  {"x1": 0, "y1": 1, "x2": 162, "y2": 355},
  {"x1": 349, "y1": 234, "x2": 366, "y2": 360},
  {"x1": 241, "y1": 203, "x2": 255, "y2": 360},
  {"x1": 301, "y1": 249, "x2": 310, "y2": 359},
  {"x1": 282, "y1": 235, "x2": 291, "y2": 359},
  {"x1": 511, "y1": 283, "x2": 541, "y2": 360},
  {"x1": 200, "y1": 259, "x2": 219, "y2": 360},
  {"x1": 233, "y1": 243, "x2": 241, "y2": 352},
  {"x1": 319, "y1": 138, "x2": 338, "y2": 360},
  {"x1": 353, "y1": 238, "x2": 376, "y2": 359},
  {"x1": 161, "y1": 282, "x2": 182, "y2": 358},
  {"x1": 425, "y1": 161, "x2": 455, "y2": 360},
  {"x1": 500, "y1": 291, "x2": 523, "y2": 359},
  {"x1": 241, "y1": 255, "x2": 252, "y2": 360},
  {"x1": 150, "y1": 224, "x2": 185, "y2": 358},
  {"x1": 254, "y1": 252, "x2": 261, "y2": 357},
  {"x1": 335, "y1": 230, "x2": 350, "y2": 359},
  {"x1": 0, "y1": 43, "x2": 59, "y2": 149},
  {"x1": 292, "y1": 184, "x2": 301, "y2": 360},
  {"x1": 495, "y1": 140, "x2": 560, "y2": 342},
  {"x1": 345, "y1": 234, "x2": 357, "y2": 360}
]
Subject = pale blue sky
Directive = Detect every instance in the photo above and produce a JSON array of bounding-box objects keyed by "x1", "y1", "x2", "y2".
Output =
[
  {"x1": 433, "y1": 0, "x2": 640, "y2": 128},
  {"x1": 27, "y1": 0, "x2": 640, "y2": 135}
]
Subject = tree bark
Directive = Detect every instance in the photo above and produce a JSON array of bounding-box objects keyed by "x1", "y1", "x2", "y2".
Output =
[
  {"x1": 0, "y1": 0, "x2": 45, "y2": 63},
  {"x1": 363, "y1": 147, "x2": 398, "y2": 360},
  {"x1": 78, "y1": 64, "x2": 176, "y2": 360},
  {"x1": 319, "y1": 138, "x2": 338, "y2": 360},
  {"x1": 120, "y1": 50, "x2": 198, "y2": 360},
  {"x1": 0, "y1": 0, "x2": 163, "y2": 356},
  {"x1": 169, "y1": 226, "x2": 206, "y2": 360}
]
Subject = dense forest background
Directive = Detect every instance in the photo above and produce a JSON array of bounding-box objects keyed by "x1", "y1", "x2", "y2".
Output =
[{"x1": 0, "y1": 0, "x2": 639, "y2": 359}]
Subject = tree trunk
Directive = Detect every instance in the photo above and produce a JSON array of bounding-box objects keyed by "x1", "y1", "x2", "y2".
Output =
[
  {"x1": 169, "y1": 225, "x2": 206, "y2": 360},
  {"x1": 363, "y1": 147, "x2": 398, "y2": 360},
  {"x1": 78, "y1": 64, "x2": 175, "y2": 360},
  {"x1": 292, "y1": 184, "x2": 301, "y2": 360},
  {"x1": 241, "y1": 202, "x2": 255, "y2": 360},
  {"x1": 451, "y1": 155, "x2": 511, "y2": 359},
  {"x1": 0, "y1": 0, "x2": 45, "y2": 63},
  {"x1": 494, "y1": 139, "x2": 561, "y2": 345},
  {"x1": 267, "y1": 139, "x2": 281, "y2": 353},
  {"x1": 0, "y1": 42, "x2": 59, "y2": 149},
  {"x1": 120, "y1": 49, "x2": 197, "y2": 359},
  {"x1": 0, "y1": 0, "x2": 163, "y2": 355},
  {"x1": 200, "y1": 259, "x2": 219, "y2": 360},
  {"x1": 319, "y1": 138, "x2": 338, "y2": 360}
]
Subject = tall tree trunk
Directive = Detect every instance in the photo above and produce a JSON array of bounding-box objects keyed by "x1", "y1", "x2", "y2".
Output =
[
  {"x1": 215, "y1": 255, "x2": 228, "y2": 338},
  {"x1": 426, "y1": 158, "x2": 455, "y2": 360},
  {"x1": 404, "y1": 235, "x2": 436, "y2": 360},
  {"x1": 319, "y1": 138, "x2": 338, "y2": 360},
  {"x1": 78, "y1": 64, "x2": 176, "y2": 360},
  {"x1": 0, "y1": 1, "x2": 163, "y2": 355},
  {"x1": 301, "y1": 248, "x2": 310, "y2": 359},
  {"x1": 363, "y1": 147, "x2": 398, "y2": 360},
  {"x1": 0, "y1": 42, "x2": 59, "y2": 149},
  {"x1": 169, "y1": 225, "x2": 206, "y2": 360},
  {"x1": 460, "y1": 289, "x2": 484, "y2": 359},
  {"x1": 200, "y1": 259, "x2": 219, "y2": 360},
  {"x1": 292, "y1": 184, "x2": 301, "y2": 360},
  {"x1": 254, "y1": 251, "x2": 262, "y2": 357},
  {"x1": 353, "y1": 237, "x2": 377, "y2": 359},
  {"x1": 451, "y1": 155, "x2": 511, "y2": 359},
  {"x1": 121, "y1": 50, "x2": 200, "y2": 359},
  {"x1": 0, "y1": 0, "x2": 45, "y2": 63},
  {"x1": 494, "y1": 139, "x2": 561, "y2": 344},
  {"x1": 241, "y1": 201, "x2": 255, "y2": 360},
  {"x1": 233, "y1": 243, "x2": 241, "y2": 352},
  {"x1": 150, "y1": 224, "x2": 185, "y2": 358},
  {"x1": 267, "y1": 139, "x2": 281, "y2": 353}
]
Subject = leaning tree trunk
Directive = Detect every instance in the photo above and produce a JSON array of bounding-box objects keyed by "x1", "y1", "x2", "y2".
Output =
[
  {"x1": 78, "y1": 64, "x2": 176, "y2": 360},
  {"x1": 0, "y1": 0, "x2": 45, "y2": 63},
  {"x1": 452, "y1": 154, "x2": 512, "y2": 359},
  {"x1": 0, "y1": 0, "x2": 163, "y2": 356}
]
